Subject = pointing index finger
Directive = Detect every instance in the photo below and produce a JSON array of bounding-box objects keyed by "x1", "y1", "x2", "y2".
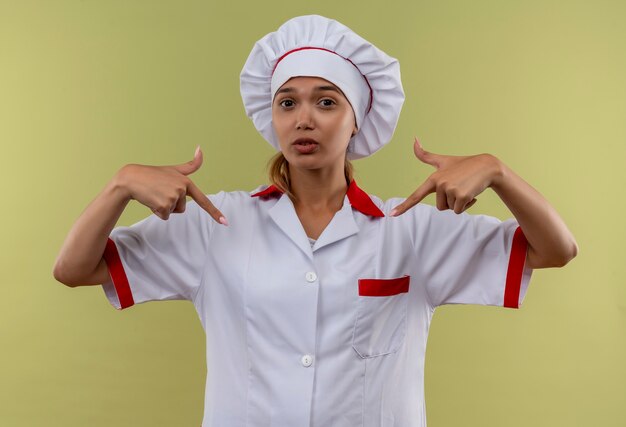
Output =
[
  {"x1": 186, "y1": 180, "x2": 228, "y2": 226},
  {"x1": 389, "y1": 178, "x2": 436, "y2": 217}
]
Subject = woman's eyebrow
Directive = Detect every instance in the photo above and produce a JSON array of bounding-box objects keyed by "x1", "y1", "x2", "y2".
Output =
[{"x1": 275, "y1": 85, "x2": 341, "y2": 95}]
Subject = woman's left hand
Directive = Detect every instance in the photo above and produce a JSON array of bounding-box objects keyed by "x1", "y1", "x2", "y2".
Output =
[
  {"x1": 390, "y1": 137, "x2": 503, "y2": 216},
  {"x1": 390, "y1": 137, "x2": 578, "y2": 268}
]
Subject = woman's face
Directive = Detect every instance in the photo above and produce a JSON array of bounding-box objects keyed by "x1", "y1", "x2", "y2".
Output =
[{"x1": 271, "y1": 76, "x2": 357, "y2": 173}]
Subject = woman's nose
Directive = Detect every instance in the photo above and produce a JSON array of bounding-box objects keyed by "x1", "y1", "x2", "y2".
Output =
[{"x1": 296, "y1": 104, "x2": 314, "y2": 130}]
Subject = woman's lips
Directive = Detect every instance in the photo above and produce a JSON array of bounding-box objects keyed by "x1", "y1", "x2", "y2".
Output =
[{"x1": 292, "y1": 139, "x2": 320, "y2": 154}]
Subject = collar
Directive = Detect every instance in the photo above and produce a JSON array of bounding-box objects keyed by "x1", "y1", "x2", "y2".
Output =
[{"x1": 251, "y1": 179, "x2": 385, "y2": 218}]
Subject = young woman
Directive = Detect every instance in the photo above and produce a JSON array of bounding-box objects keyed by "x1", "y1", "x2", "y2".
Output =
[{"x1": 53, "y1": 15, "x2": 577, "y2": 427}]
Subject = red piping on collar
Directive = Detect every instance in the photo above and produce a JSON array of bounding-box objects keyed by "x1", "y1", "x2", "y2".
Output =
[{"x1": 251, "y1": 180, "x2": 384, "y2": 218}]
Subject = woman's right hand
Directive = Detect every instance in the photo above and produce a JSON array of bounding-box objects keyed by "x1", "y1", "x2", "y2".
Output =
[{"x1": 115, "y1": 146, "x2": 228, "y2": 225}]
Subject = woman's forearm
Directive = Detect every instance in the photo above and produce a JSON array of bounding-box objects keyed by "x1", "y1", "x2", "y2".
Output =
[
  {"x1": 489, "y1": 157, "x2": 578, "y2": 269},
  {"x1": 53, "y1": 170, "x2": 131, "y2": 286}
]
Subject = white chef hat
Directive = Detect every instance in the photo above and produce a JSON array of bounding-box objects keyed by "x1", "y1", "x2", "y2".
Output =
[{"x1": 240, "y1": 15, "x2": 405, "y2": 160}]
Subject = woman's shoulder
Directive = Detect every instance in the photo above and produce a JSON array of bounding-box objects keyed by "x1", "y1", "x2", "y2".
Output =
[
  {"x1": 198, "y1": 186, "x2": 266, "y2": 199},
  {"x1": 367, "y1": 193, "x2": 434, "y2": 218},
  {"x1": 368, "y1": 191, "x2": 505, "y2": 228},
  {"x1": 198, "y1": 185, "x2": 282, "y2": 209}
]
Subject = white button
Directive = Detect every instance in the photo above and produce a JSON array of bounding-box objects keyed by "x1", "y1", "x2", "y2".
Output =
[
  {"x1": 305, "y1": 272, "x2": 317, "y2": 283},
  {"x1": 301, "y1": 354, "x2": 313, "y2": 367}
]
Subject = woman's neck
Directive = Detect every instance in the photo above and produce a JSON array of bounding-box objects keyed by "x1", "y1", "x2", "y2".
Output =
[{"x1": 289, "y1": 165, "x2": 348, "y2": 213}]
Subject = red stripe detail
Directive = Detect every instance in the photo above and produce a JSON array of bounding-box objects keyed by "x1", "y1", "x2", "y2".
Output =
[
  {"x1": 102, "y1": 238, "x2": 135, "y2": 309},
  {"x1": 271, "y1": 46, "x2": 373, "y2": 114},
  {"x1": 347, "y1": 180, "x2": 385, "y2": 217},
  {"x1": 359, "y1": 275, "x2": 410, "y2": 296},
  {"x1": 250, "y1": 185, "x2": 282, "y2": 198},
  {"x1": 503, "y1": 227, "x2": 528, "y2": 308}
]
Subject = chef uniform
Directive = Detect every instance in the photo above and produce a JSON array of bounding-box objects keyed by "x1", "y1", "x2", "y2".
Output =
[{"x1": 102, "y1": 15, "x2": 533, "y2": 427}]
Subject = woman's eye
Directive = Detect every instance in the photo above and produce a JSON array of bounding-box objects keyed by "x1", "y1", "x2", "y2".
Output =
[{"x1": 278, "y1": 98, "x2": 335, "y2": 108}]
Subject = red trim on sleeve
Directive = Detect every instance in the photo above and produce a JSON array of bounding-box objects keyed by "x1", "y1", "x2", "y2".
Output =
[
  {"x1": 358, "y1": 275, "x2": 410, "y2": 296},
  {"x1": 503, "y1": 227, "x2": 528, "y2": 309},
  {"x1": 102, "y1": 238, "x2": 135, "y2": 309}
]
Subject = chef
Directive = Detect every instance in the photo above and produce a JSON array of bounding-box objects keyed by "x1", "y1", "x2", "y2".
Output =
[{"x1": 53, "y1": 14, "x2": 578, "y2": 427}]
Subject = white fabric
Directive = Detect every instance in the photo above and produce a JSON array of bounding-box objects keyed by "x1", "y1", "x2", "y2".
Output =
[
  {"x1": 102, "y1": 188, "x2": 532, "y2": 426},
  {"x1": 270, "y1": 48, "x2": 371, "y2": 131},
  {"x1": 240, "y1": 14, "x2": 405, "y2": 160}
]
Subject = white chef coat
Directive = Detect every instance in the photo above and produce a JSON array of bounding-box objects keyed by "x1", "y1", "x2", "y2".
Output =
[{"x1": 101, "y1": 180, "x2": 532, "y2": 427}]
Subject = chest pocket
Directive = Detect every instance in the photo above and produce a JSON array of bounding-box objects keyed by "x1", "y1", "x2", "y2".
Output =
[{"x1": 351, "y1": 275, "x2": 410, "y2": 358}]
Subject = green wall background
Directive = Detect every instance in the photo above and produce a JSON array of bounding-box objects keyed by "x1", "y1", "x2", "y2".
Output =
[{"x1": 1, "y1": 0, "x2": 624, "y2": 425}]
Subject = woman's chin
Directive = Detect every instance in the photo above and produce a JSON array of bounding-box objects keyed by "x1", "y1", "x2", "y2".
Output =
[{"x1": 282, "y1": 150, "x2": 346, "y2": 173}]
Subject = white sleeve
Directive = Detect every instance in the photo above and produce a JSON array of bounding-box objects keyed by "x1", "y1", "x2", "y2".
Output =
[
  {"x1": 411, "y1": 206, "x2": 533, "y2": 309},
  {"x1": 101, "y1": 192, "x2": 225, "y2": 310}
]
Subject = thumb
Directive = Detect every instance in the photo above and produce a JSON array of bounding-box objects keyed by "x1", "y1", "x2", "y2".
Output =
[
  {"x1": 172, "y1": 145, "x2": 203, "y2": 175},
  {"x1": 413, "y1": 137, "x2": 443, "y2": 169}
]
